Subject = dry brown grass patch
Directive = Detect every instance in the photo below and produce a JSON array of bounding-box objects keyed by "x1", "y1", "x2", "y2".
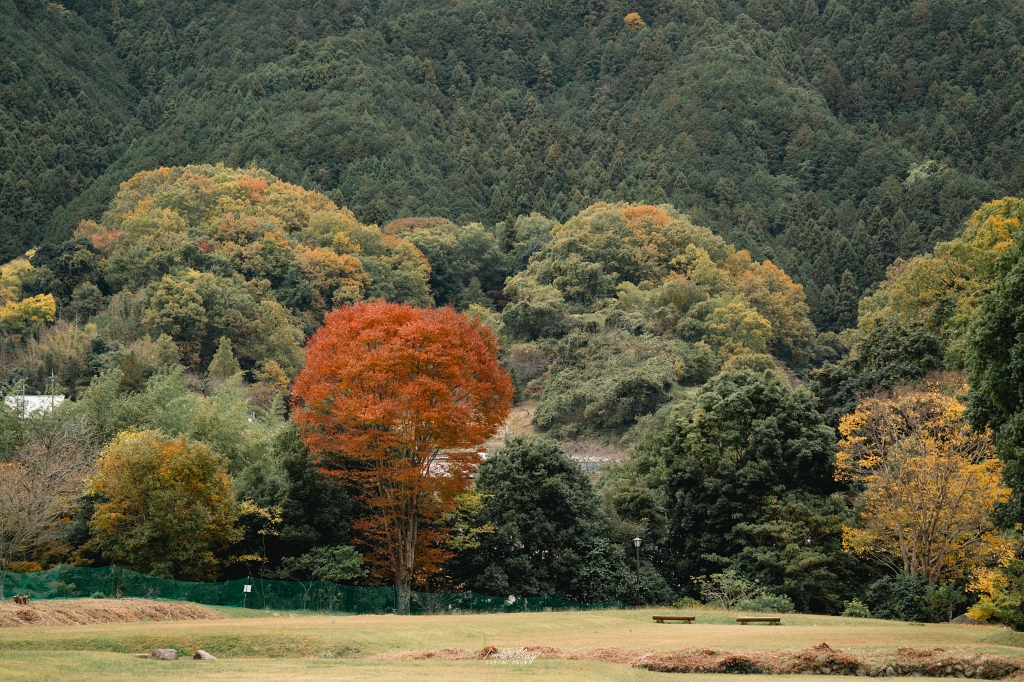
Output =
[
  {"x1": 392, "y1": 643, "x2": 1024, "y2": 678},
  {"x1": 0, "y1": 598, "x2": 225, "y2": 628}
]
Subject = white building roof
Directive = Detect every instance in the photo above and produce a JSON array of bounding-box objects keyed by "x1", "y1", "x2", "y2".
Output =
[{"x1": 4, "y1": 395, "x2": 65, "y2": 417}]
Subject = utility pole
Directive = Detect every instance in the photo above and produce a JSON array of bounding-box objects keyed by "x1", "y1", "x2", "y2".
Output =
[{"x1": 632, "y1": 537, "x2": 642, "y2": 605}]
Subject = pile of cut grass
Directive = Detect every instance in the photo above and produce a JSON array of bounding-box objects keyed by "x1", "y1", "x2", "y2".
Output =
[
  {"x1": 0, "y1": 598, "x2": 224, "y2": 628},
  {"x1": 393, "y1": 643, "x2": 1023, "y2": 678}
]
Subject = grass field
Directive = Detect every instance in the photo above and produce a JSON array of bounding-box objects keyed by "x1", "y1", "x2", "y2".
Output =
[{"x1": 1, "y1": 606, "x2": 1022, "y2": 681}]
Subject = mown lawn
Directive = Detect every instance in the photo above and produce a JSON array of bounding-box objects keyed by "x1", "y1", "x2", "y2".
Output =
[{"x1": 1, "y1": 606, "x2": 1021, "y2": 681}]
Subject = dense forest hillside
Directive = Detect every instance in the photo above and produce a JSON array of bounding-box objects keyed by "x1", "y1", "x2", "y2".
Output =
[
  {"x1": 5, "y1": 0, "x2": 1024, "y2": 624},
  {"x1": 3, "y1": 0, "x2": 1023, "y2": 331},
  {"x1": 0, "y1": 0, "x2": 136, "y2": 261}
]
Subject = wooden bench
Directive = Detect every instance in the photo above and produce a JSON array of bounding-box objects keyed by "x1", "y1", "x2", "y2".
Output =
[
  {"x1": 652, "y1": 615, "x2": 695, "y2": 624},
  {"x1": 737, "y1": 616, "x2": 780, "y2": 625}
]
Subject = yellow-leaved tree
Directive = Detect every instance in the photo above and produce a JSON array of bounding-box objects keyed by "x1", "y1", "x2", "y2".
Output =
[
  {"x1": 0, "y1": 294, "x2": 56, "y2": 335},
  {"x1": 856, "y1": 197, "x2": 1023, "y2": 367},
  {"x1": 967, "y1": 557, "x2": 1024, "y2": 627},
  {"x1": 837, "y1": 380, "x2": 1009, "y2": 584},
  {"x1": 85, "y1": 429, "x2": 241, "y2": 580}
]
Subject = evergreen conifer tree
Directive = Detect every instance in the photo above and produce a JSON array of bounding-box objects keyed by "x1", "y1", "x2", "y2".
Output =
[
  {"x1": 537, "y1": 54, "x2": 554, "y2": 92},
  {"x1": 836, "y1": 270, "x2": 860, "y2": 330},
  {"x1": 207, "y1": 337, "x2": 242, "y2": 380},
  {"x1": 117, "y1": 351, "x2": 148, "y2": 395}
]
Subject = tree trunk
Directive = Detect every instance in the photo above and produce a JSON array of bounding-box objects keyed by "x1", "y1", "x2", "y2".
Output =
[
  {"x1": 395, "y1": 560, "x2": 413, "y2": 615},
  {"x1": 395, "y1": 579, "x2": 411, "y2": 615},
  {"x1": 393, "y1": 498, "x2": 418, "y2": 615}
]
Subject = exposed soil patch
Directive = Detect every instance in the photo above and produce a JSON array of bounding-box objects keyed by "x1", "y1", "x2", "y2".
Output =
[
  {"x1": 0, "y1": 598, "x2": 225, "y2": 627},
  {"x1": 783, "y1": 643, "x2": 863, "y2": 675},
  {"x1": 635, "y1": 648, "x2": 778, "y2": 674},
  {"x1": 391, "y1": 642, "x2": 1024, "y2": 677}
]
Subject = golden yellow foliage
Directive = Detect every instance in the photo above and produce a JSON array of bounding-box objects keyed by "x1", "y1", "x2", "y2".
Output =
[
  {"x1": 967, "y1": 554, "x2": 1024, "y2": 626},
  {"x1": 0, "y1": 257, "x2": 36, "y2": 303},
  {"x1": 0, "y1": 294, "x2": 57, "y2": 334},
  {"x1": 837, "y1": 382, "x2": 1010, "y2": 583},
  {"x1": 727, "y1": 253, "x2": 813, "y2": 359},
  {"x1": 252, "y1": 359, "x2": 291, "y2": 394},
  {"x1": 703, "y1": 295, "x2": 772, "y2": 355},
  {"x1": 621, "y1": 204, "x2": 671, "y2": 232},
  {"x1": 857, "y1": 197, "x2": 1023, "y2": 368},
  {"x1": 624, "y1": 12, "x2": 645, "y2": 29},
  {"x1": 295, "y1": 244, "x2": 369, "y2": 306}
]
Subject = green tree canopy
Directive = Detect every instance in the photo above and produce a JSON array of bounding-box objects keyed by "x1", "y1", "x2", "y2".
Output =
[
  {"x1": 451, "y1": 436, "x2": 672, "y2": 604},
  {"x1": 85, "y1": 429, "x2": 242, "y2": 580},
  {"x1": 75, "y1": 367, "x2": 285, "y2": 477},
  {"x1": 397, "y1": 220, "x2": 509, "y2": 308},
  {"x1": 967, "y1": 221, "x2": 1024, "y2": 523},
  {"x1": 640, "y1": 367, "x2": 838, "y2": 584}
]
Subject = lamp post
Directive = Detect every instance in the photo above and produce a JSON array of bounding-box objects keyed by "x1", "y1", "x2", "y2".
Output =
[{"x1": 632, "y1": 537, "x2": 642, "y2": 605}]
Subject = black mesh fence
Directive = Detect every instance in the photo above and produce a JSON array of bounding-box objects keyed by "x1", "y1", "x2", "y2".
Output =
[{"x1": 1, "y1": 565, "x2": 629, "y2": 614}]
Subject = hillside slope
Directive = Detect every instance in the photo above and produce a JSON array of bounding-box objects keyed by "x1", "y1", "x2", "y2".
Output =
[
  {"x1": 1, "y1": 0, "x2": 1022, "y2": 331},
  {"x1": 0, "y1": 0, "x2": 137, "y2": 262}
]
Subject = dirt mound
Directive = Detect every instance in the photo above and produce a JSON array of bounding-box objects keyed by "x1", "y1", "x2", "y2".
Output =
[
  {"x1": 637, "y1": 649, "x2": 777, "y2": 674},
  {"x1": 784, "y1": 642, "x2": 863, "y2": 675},
  {"x1": 883, "y1": 655, "x2": 1019, "y2": 679},
  {"x1": 781, "y1": 645, "x2": 1019, "y2": 679},
  {"x1": 0, "y1": 598, "x2": 225, "y2": 627},
  {"x1": 390, "y1": 644, "x2": 1023, "y2": 678}
]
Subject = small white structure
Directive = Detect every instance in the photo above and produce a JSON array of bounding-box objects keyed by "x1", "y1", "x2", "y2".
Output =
[{"x1": 4, "y1": 394, "x2": 65, "y2": 417}]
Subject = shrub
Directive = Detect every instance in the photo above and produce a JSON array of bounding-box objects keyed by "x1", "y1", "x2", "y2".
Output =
[
  {"x1": 841, "y1": 598, "x2": 871, "y2": 618},
  {"x1": 736, "y1": 594, "x2": 795, "y2": 613},
  {"x1": 969, "y1": 560, "x2": 1024, "y2": 629},
  {"x1": 865, "y1": 574, "x2": 929, "y2": 622},
  {"x1": 865, "y1": 574, "x2": 971, "y2": 622},
  {"x1": 673, "y1": 596, "x2": 702, "y2": 608},
  {"x1": 695, "y1": 569, "x2": 764, "y2": 610}
]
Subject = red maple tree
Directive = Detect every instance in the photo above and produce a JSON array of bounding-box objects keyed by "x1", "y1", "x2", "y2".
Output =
[{"x1": 291, "y1": 301, "x2": 513, "y2": 612}]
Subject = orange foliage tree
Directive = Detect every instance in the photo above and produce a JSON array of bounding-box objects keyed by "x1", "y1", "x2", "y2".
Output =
[{"x1": 291, "y1": 302, "x2": 513, "y2": 612}]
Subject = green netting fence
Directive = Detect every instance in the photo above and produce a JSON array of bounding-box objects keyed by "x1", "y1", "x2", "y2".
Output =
[{"x1": 0, "y1": 565, "x2": 629, "y2": 614}]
